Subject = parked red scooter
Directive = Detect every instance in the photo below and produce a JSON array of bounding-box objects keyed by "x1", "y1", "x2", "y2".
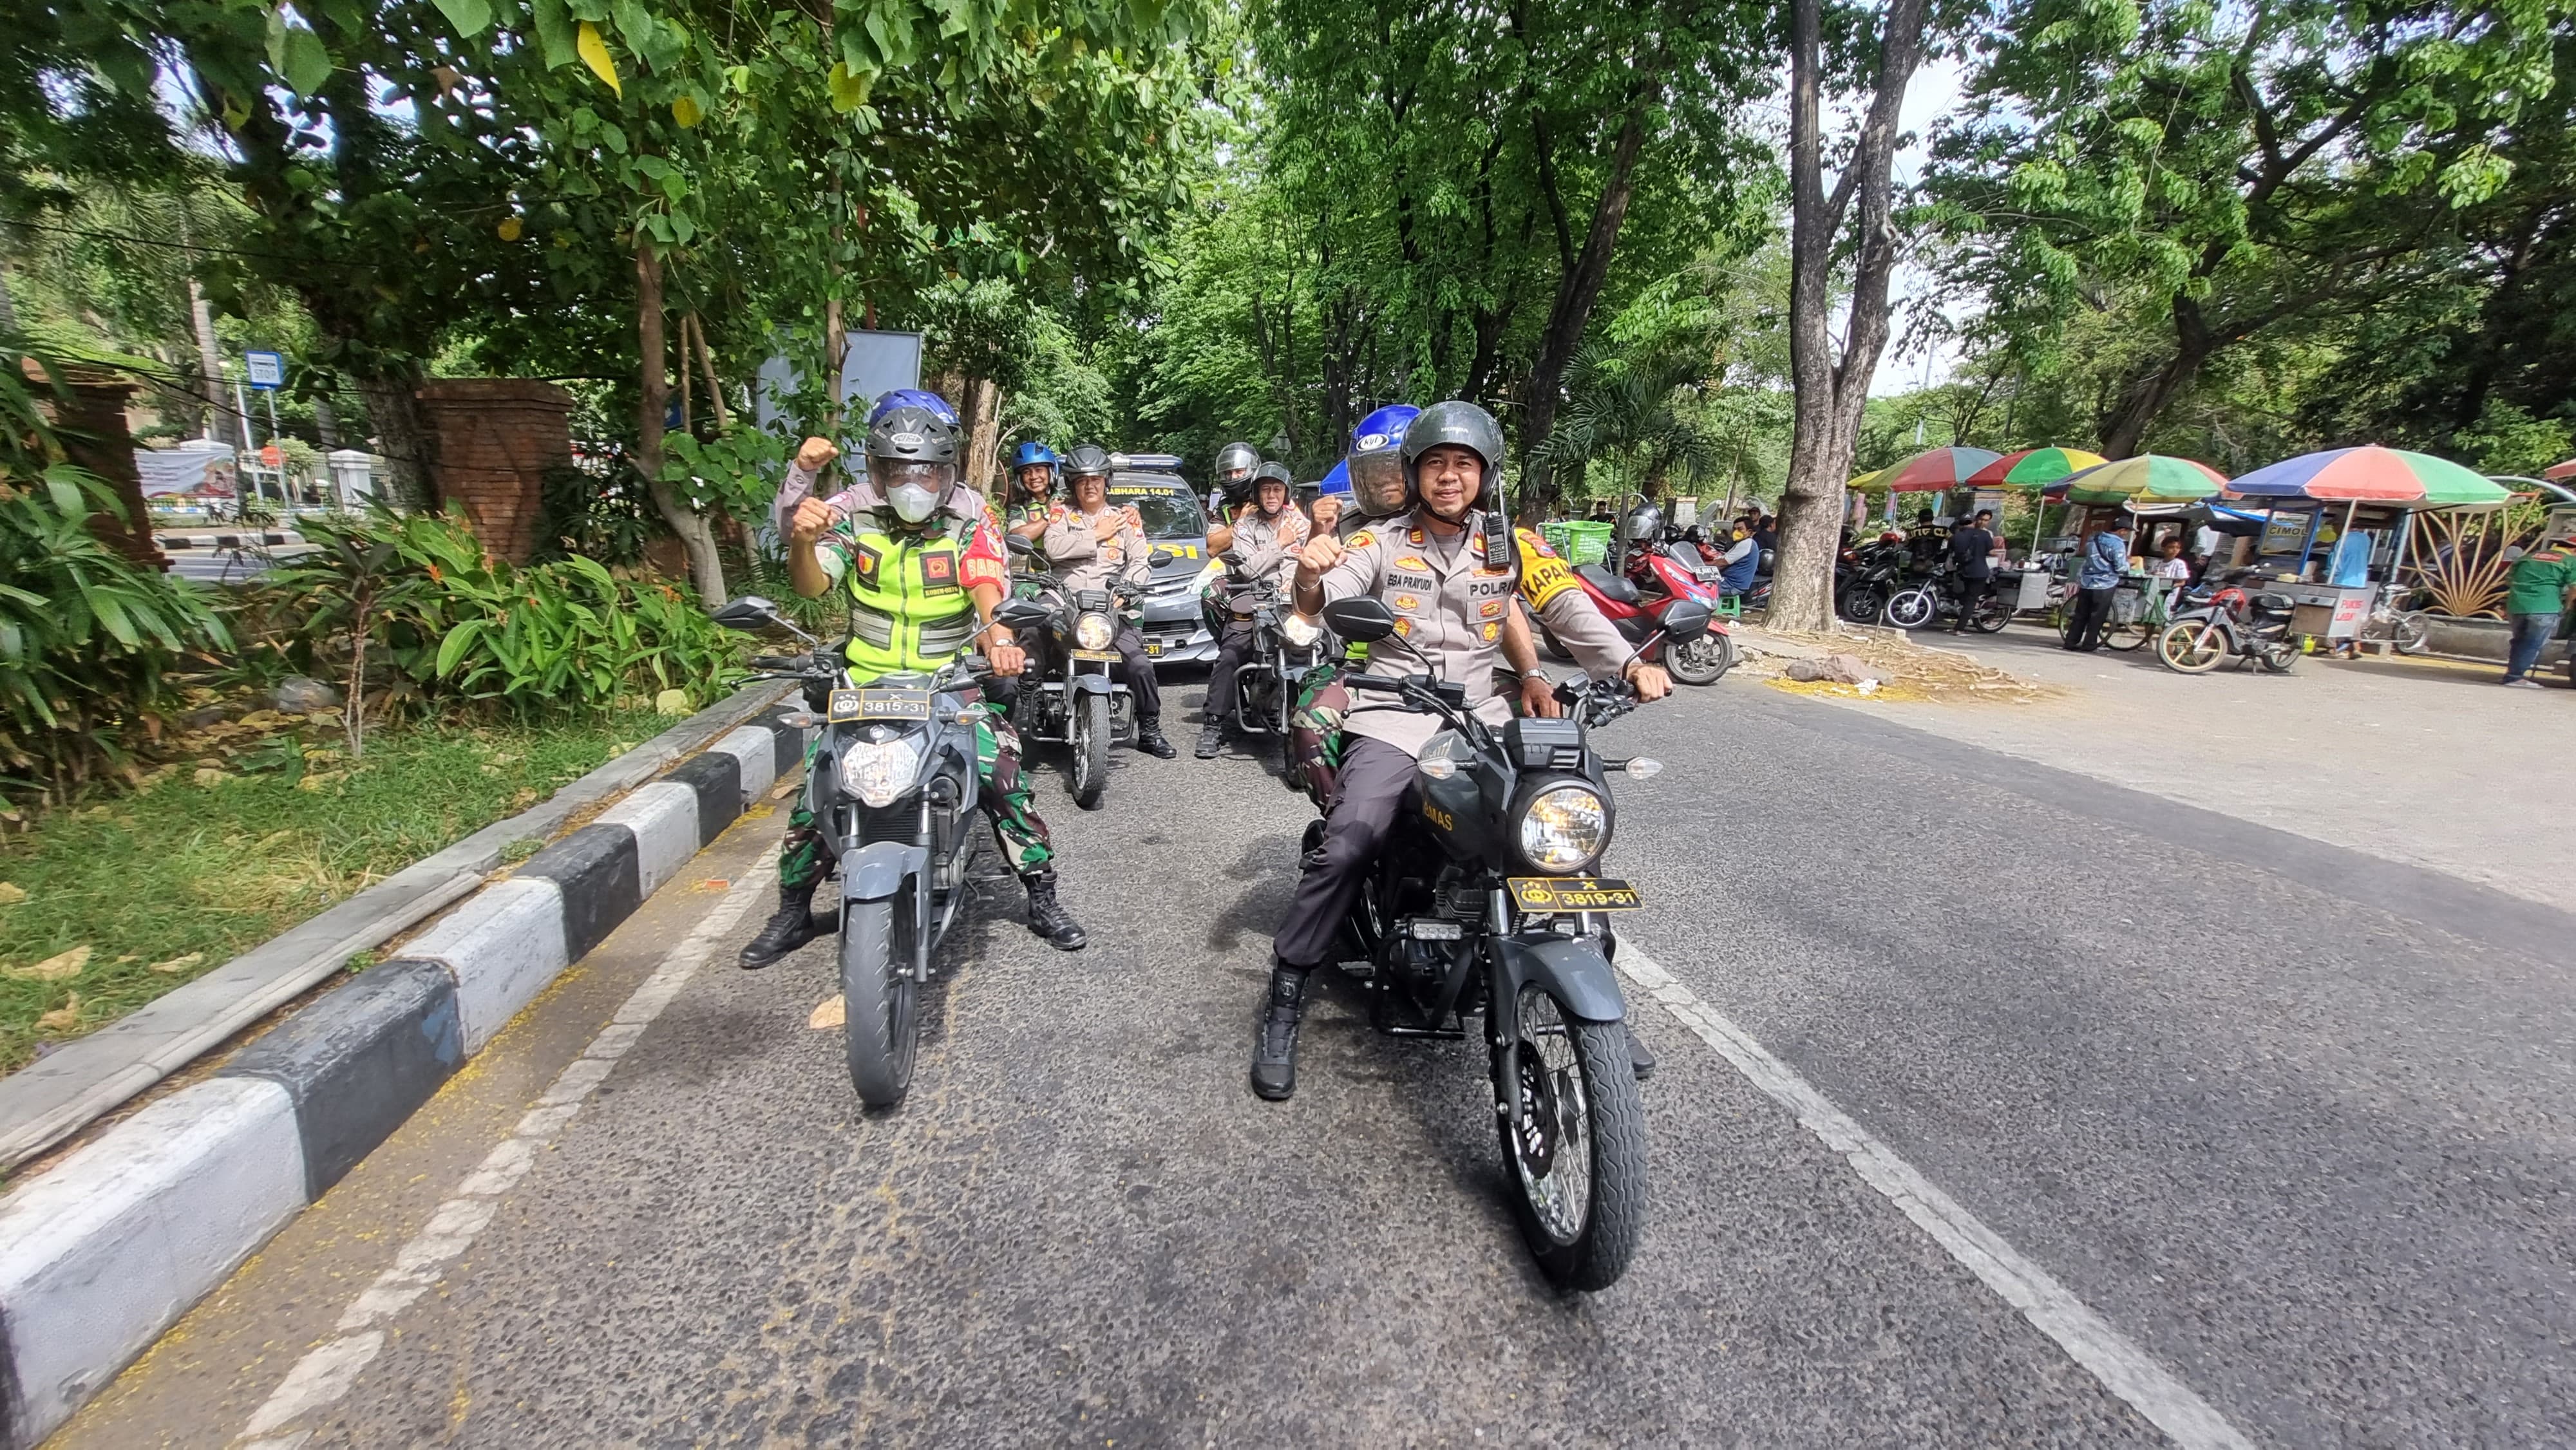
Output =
[{"x1": 1540, "y1": 517, "x2": 1738, "y2": 684}]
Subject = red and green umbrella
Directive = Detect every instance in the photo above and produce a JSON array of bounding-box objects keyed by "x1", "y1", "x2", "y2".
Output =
[
  {"x1": 1873, "y1": 446, "x2": 2005, "y2": 493},
  {"x1": 1965, "y1": 446, "x2": 2107, "y2": 489},
  {"x1": 2228, "y1": 447, "x2": 2509, "y2": 507},
  {"x1": 2051, "y1": 454, "x2": 2227, "y2": 505}
]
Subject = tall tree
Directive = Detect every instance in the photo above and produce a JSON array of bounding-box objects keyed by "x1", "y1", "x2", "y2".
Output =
[
  {"x1": 1929, "y1": 0, "x2": 2573, "y2": 458},
  {"x1": 1770, "y1": 0, "x2": 1933, "y2": 632}
]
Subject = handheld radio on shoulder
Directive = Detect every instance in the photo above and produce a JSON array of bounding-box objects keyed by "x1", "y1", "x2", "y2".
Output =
[{"x1": 1482, "y1": 511, "x2": 1512, "y2": 572}]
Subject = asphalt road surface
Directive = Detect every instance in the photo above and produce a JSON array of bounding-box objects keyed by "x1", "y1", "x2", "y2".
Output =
[{"x1": 57, "y1": 677, "x2": 2575, "y2": 1448}]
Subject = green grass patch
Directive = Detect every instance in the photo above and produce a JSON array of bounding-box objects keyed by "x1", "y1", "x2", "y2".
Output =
[{"x1": 0, "y1": 708, "x2": 671, "y2": 1073}]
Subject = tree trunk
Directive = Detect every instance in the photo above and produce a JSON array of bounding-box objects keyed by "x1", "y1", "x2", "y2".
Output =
[
  {"x1": 1517, "y1": 68, "x2": 1662, "y2": 511},
  {"x1": 354, "y1": 368, "x2": 432, "y2": 513},
  {"x1": 313, "y1": 393, "x2": 340, "y2": 449},
  {"x1": 1771, "y1": 0, "x2": 1930, "y2": 633},
  {"x1": 965, "y1": 377, "x2": 1002, "y2": 496},
  {"x1": 188, "y1": 277, "x2": 224, "y2": 442},
  {"x1": 0, "y1": 264, "x2": 15, "y2": 333},
  {"x1": 824, "y1": 174, "x2": 848, "y2": 431},
  {"x1": 677, "y1": 313, "x2": 695, "y2": 437},
  {"x1": 694, "y1": 315, "x2": 731, "y2": 431},
  {"x1": 2097, "y1": 297, "x2": 2213, "y2": 458},
  {"x1": 635, "y1": 242, "x2": 726, "y2": 606}
]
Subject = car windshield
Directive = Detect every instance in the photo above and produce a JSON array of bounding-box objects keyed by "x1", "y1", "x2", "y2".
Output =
[{"x1": 1108, "y1": 483, "x2": 1206, "y2": 540}]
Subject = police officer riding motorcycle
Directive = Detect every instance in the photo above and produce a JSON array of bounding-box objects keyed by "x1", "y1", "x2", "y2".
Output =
[
  {"x1": 1038, "y1": 444, "x2": 1177, "y2": 760},
  {"x1": 1198, "y1": 461, "x2": 1313, "y2": 758},
  {"x1": 1252, "y1": 400, "x2": 1672, "y2": 1101},
  {"x1": 739, "y1": 404, "x2": 1089, "y2": 970}
]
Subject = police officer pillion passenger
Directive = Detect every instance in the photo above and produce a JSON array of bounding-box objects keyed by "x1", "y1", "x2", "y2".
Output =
[
  {"x1": 1249, "y1": 400, "x2": 1671, "y2": 1100},
  {"x1": 1003, "y1": 441, "x2": 1061, "y2": 536},
  {"x1": 1041, "y1": 444, "x2": 1178, "y2": 758},
  {"x1": 743, "y1": 402, "x2": 1088, "y2": 967},
  {"x1": 1197, "y1": 461, "x2": 1311, "y2": 758},
  {"x1": 1211, "y1": 440, "x2": 1264, "y2": 516}
]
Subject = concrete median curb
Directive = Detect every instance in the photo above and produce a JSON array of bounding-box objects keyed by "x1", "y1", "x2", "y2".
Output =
[{"x1": 0, "y1": 704, "x2": 809, "y2": 1449}]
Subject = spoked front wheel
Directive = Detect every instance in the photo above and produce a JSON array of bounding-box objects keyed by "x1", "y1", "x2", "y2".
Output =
[
  {"x1": 840, "y1": 896, "x2": 920, "y2": 1109},
  {"x1": 2391, "y1": 610, "x2": 2431, "y2": 655},
  {"x1": 1069, "y1": 690, "x2": 1110, "y2": 809},
  {"x1": 1497, "y1": 984, "x2": 1647, "y2": 1291},
  {"x1": 1882, "y1": 587, "x2": 1937, "y2": 630},
  {"x1": 2157, "y1": 620, "x2": 2230, "y2": 674},
  {"x1": 1967, "y1": 595, "x2": 2012, "y2": 634}
]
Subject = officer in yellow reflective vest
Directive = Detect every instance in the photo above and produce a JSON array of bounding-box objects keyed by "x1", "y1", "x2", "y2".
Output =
[{"x1": 739, "y1": 402, "x2": 1088, "y2": 967}]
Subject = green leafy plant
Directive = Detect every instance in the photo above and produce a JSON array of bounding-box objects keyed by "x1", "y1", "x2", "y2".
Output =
[
  {"x1": 263, "y1": 509, "x2": 746, "y2": 720},
  {"x1": 0, "y1": 349, "x2": 234, "y2": 807}
]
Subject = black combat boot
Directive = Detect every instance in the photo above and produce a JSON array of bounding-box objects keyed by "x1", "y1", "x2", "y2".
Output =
[
  {"x1": 1624, "y1": 1022, "x2": 1658, "y2": 1081},
  {"x1": 1250, "y1": 961, "x2": 1311, "y2": 1101},
  {"x1": 1195, "y1": 717, "x2": 1227, "y2": 758},
  {"x1": 1023, "y1": 871, "x2": 1088, "y2": 950},
  {"x1": 739, "y1": 878, "x2": 820, "y2": 969},
  {"x1": 1135, "y1": 720, "x2": 1178, "y2": 758}
]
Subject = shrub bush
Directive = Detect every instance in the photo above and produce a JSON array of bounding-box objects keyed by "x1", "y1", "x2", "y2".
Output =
[
  {"x1": 0, "y1": 351, "x2": 232, "y2": 807},
  {"x1": 261, "y1": 509, "x2": 746, "y2": 725}
]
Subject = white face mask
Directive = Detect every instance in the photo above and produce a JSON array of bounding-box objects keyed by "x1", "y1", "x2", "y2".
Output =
[{"x1": 890, "y1": 482, "x2": 942, "y2": 523}]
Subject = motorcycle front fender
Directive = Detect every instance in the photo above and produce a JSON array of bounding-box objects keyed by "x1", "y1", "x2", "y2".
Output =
[
  {"x1": 1488, "y1": 933, "x2": 1627, "y2": 1025},
  {"x1": 838, "y1": 840, "x2": 927, "y2": 903},
  {"x1": 1069, "y1": 673, "x2": 1117, "y2": 697}
]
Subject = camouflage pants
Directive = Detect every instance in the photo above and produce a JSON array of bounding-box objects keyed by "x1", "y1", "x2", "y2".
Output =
[
  {"x1": 777, "y1": 705, "x2": 1054, "y2": 894},
  {"x1": 1285, "y1": 663, "x2": 1352, "y2": 809}
]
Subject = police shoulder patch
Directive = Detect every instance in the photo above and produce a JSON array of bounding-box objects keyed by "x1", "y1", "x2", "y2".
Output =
[{"x1": 1349, "y1": 530, "x2": 1376, "y2": 549}]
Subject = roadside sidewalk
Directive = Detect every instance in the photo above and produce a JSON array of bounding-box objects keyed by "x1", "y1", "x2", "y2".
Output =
[{"x1": 1795, "y1": 625, "x2": 2576, "y2": 915}]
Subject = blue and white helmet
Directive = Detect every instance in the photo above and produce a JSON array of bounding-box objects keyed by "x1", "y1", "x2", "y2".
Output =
[{"x1": 1346, "y1": 404, "x2": 1420, "y2": 518}]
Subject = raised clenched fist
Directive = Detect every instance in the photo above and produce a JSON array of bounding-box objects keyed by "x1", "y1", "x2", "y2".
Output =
[
  {"x1": 790, "y1": 498, "x2": 841, "y2": 546},
  {"x1": 1295, "y1": 533, "x2": 1345, "y2": 583},
  {"x1": 795, "y1": 436, "x2": 839, "y2": 473}
]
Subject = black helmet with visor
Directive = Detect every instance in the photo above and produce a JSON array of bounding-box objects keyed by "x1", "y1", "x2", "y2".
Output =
[
  {"x1": 1398, "y1": 400, "x2": 1506, "y2": 516},
  {"x1": 864, "y1": 404, "x2": 961, "y2": 524}
]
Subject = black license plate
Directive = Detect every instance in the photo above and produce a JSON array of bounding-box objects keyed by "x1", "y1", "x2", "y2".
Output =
[
  {"x1": 829, "y1": 688, "x2": 931, "y2": 722},
  {"x1": 1506, "y1": 877, "x2": 1643, "y2": 912}
]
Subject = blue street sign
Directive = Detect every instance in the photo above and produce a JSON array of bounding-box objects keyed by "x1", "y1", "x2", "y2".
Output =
[{"x1": 245, "y1": 350, "x2": 286, "y2": 391}]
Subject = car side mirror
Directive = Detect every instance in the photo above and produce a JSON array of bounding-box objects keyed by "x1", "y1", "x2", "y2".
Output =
[
  {"x1": 1005, "y1": 532, "x2": 1038, "y2": 556},
  {"x1": 1323, "y1": 596, "x2": 1397, "y2": 643},
  {"x1": 994, "y1": 599, "x2": 1050, "y2": 632},
  {"x1": 711, "y1": 596, "x2": 781, "y2": 632},
  {"x1": 1659, "y1": 599, "x2": 1713, "y2": 642}
]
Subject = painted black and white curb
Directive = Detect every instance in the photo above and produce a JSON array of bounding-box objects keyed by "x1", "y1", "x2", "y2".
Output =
[{"x1": 0, "y1": 710, "x2": 808, "y2": 1449}]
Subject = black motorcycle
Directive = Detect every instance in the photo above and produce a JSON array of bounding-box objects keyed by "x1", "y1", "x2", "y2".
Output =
[
  {"x1": 1000, "y1": 535, "x2": 1168, "y2": 808},
  {"x1": 1837, "y1": 539, "x2": 1911, "y2": 623},
  {"x1": 1309, "y1": 592, "x2": 1710, "y2": 1290},
  {"x1": 712, "y1": 596, "x2": 992, "y2": 1109},
  {"x1": 1226, "y1": 576, "x2": 1330, "y2": 740}
]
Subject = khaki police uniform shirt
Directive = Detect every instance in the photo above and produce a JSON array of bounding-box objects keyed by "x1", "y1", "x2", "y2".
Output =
[
  {"x1": 1313, "y1": 509, "x2": 1633, "y2": 757},
  {"x1": 1042, "y1": 505, "x2": 1152, "y2": 594},
  {"x1": 1220, "y1": 505, "x2": 1311, "y2": 610}
]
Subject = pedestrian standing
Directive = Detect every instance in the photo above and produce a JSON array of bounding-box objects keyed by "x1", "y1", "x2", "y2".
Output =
[
  {"x1": 1946, "y1": 509, "x2": 1999, "y2": 633},
  {"x1": 2501, "y1": 535, "x2": 2576, "y2": 688},
  {"x1": 2063, "y1": 519, "x2": 2131, "y2": 652}
]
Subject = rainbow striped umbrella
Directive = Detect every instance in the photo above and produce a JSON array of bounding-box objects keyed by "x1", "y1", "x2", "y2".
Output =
[
  {"x1": 1965, "y1": 446, "x2": 2108, "y2": 489},
  {"x1": 2228, "y1": 447, "x2": 2508, "y2": 507},
  {"x1": 1874, "y1": 446, "x2": 2005, "y2": 493},
  {"x1": 2052, "y1": 454, "x2": 2227, "y2": 505}
]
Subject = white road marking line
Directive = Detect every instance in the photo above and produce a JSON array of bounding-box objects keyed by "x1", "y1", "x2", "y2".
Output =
[
  {"x1": 229, "y1": 865, "x2": 775, "y2": 1447},
  {"x1": 1616, "y1": 945, "x2": 2255, "y2": 1450}
]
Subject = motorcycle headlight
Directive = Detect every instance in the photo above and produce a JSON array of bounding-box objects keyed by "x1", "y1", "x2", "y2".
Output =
[
  {"x1": 840, "y1": 737, "x2": 921, "y2": 807},
  {"x1": 1517, "y1": 785, "x2": 1607, "y2": 874},
  {"x1": 1075, "y1": 612, "x2": 1115, "y2": 650},
  {"x1": 1280, "y1": 613, "x2": 1321, "y2": 648}
]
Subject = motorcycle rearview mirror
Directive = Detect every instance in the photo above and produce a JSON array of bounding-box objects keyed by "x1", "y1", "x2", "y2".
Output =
[
  {"x1": 1658, "y1": 599, "x2": 1714, "y2": 642},
  {"x1": 1147, "y1": 547, "x2": 1180, "y2": 567},
  {"x1": 710, "y1": 595, "x2": 780, "y2": 630},
  {"x1": 993, "y1": 599, "x2": 1051, "y2": 632},
  {"x1": 1321, "y1": 596, "x2": 1399, "y2": 642},
  {"x1": 1005, "y1": 532, "x2": 1039, "y2": 556}
]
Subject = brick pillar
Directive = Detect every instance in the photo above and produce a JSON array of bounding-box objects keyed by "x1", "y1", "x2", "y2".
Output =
[
  {"x1": 413, "y1": 379, "x2": 574, "y2": 563},
  {"x1": 21, "y1": 359, "x2": 167, "y2": 571}
]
